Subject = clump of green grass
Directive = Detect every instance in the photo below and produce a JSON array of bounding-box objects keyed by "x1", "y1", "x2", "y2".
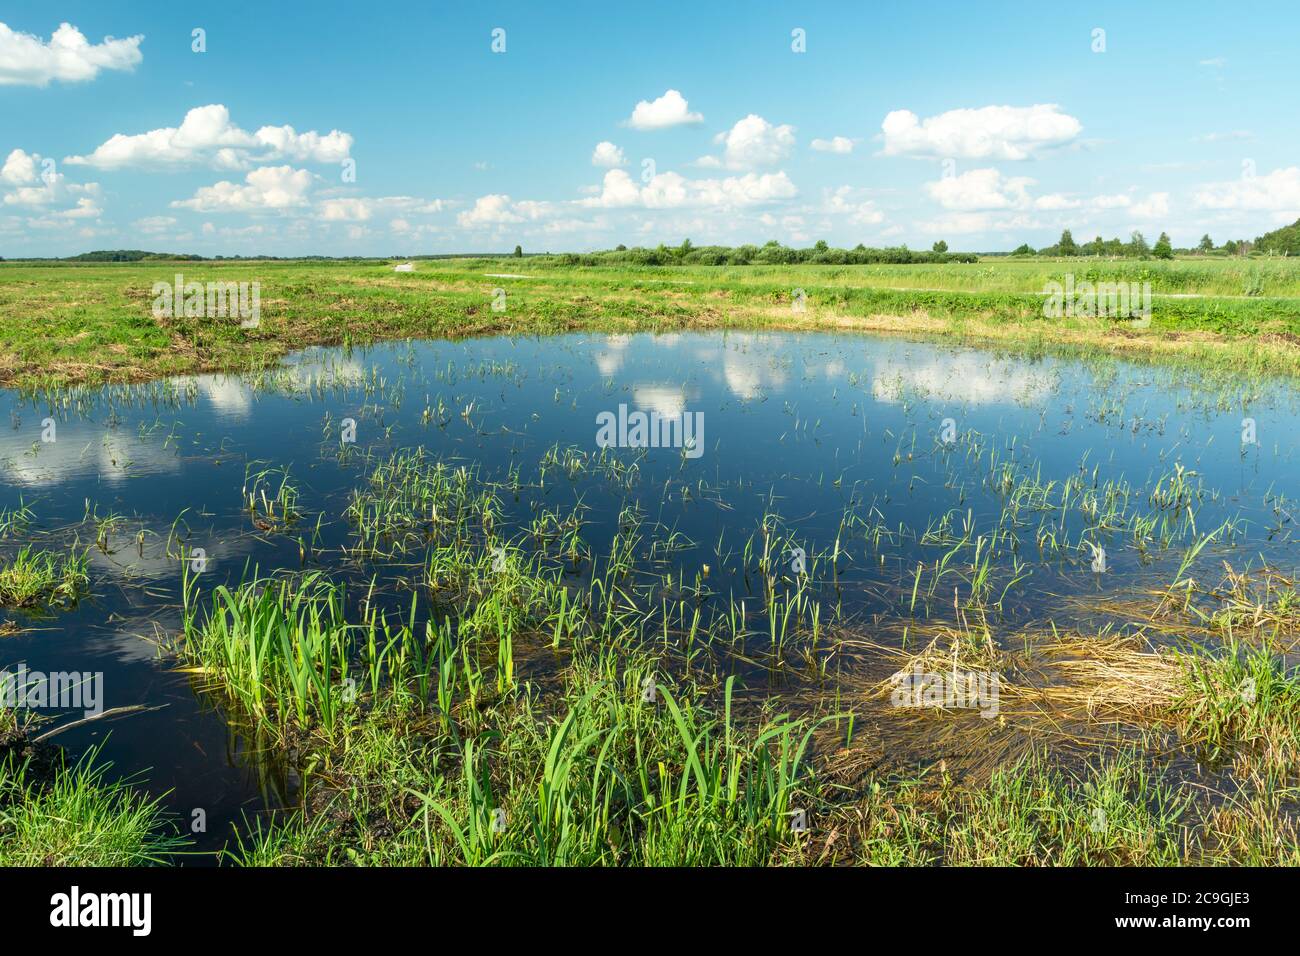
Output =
[
  {"x1": 184, "y1": 571, "x2": 363, "y2": 734},
  {"x1": 0, "y1": 545, "x2": 89, "y2": 609},
  {"x1": 1174, "y1": 641, "x2": 1300, "y2": 775},
  {"x1": 347, "y1": 449, "x2": 499, "y2": 556},
  {"x1": 848, "y1": 750, "x2": 1189, "y2": 866},
  {"x1": 232, "y1": 651, "x2": 827, "y2": 866},
  {"x1": 0, "y1": 742, "x2": 185, "y2": 866}
]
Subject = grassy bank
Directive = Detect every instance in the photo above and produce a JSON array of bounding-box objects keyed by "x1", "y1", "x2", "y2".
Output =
[
  {"x1": 5, "y1": 257, "x2": 1300, "y2": 389},
  {"x1": 0, "y1": 710, "x2": 185, "y2": 866}
]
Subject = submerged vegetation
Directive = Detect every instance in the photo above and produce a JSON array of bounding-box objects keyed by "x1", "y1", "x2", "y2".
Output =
[
  {"x1": 1, "y1": 322, "x2": 1299, "y2": 866},
  {"x1": 0, "y1": 544, "x2": 89, "y2": 610}
]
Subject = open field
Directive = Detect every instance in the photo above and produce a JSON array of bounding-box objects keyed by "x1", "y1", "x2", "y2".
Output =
[{"x1": 5, "y1": 256, "x2": 1300, "y2": 390}]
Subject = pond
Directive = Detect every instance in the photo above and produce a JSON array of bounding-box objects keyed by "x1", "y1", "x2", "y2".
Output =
[{"x1": 2, "y1": 330, "x2": 1297, "y2": 857}]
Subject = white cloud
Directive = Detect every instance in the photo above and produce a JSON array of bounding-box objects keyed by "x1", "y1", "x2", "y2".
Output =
[
  {"x1": 57, "y1": 197, "x2": 101, "y2": 219},
  {"x1": 1129, "y1": 192, "x2": 1170, "y2": 220},
  {"x1": 811, "y1": 136, "x2": 854, "y2": 154},
  {"x1": 317, "y1": 195, "x2": 443, "y2": 222},
  {"x1": 579, "y1": 168, "x2": 797, "y2": 210},
  {"x1": 1193, "y1": 167, "x2": 1300, "y2": 213},
  {"x1": 881, "y1": 104, "x2": 1082, "y2": 160},
  {"x1": 319, "y1": 197, "x2": 374, "y2": 221},
  {"x1": 1033, "y1": 193, "x2": 1081, "y2": 211},
  {"x1": 458, "y1": 194, "x2": 524, "y2": 227},
  {"x1": 1, "y1": 148, "x2": 39, "y2": 184},
  {"x1": 0, "y1": 21, "x2": 143, "y2": 87},
  {"x1": 171, "y1": 165, "x2": 314, "y2": 212},
  {"x1": 824, "y1": 186, "x2": 884, "y2": 225},
  {"x1": 581, "y1": 171, "x2": 642, "y2": 208},
  {"x1": 133, "y1": 215, "x2": 177, "y2": 234},
  {"x1": 66, "y1": 104, "x2": 353, "y2": 170},
  {"x1": 591, "y1": 141, "x2": 626, "y2": 167},
  {"x1": 1, "y1": 150, "x2": 101, "y2": 213},
  {"x1": 626, "y1": 89, "x2": 703, "y2": 130},
  {"x1": 925, "y1": 168, "x2": 1034, "y2": 210},
  {"x1": 713, "y1": 114, "x2": 795, "y2": 169}
]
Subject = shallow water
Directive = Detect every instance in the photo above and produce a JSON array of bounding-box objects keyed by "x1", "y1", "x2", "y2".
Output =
[{"x1": 2, "y1": 331, "x2": 1298, "y2": 856}]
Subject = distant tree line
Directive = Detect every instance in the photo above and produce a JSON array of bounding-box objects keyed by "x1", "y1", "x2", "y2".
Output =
[
  {"x1": 68, "y1": 249, "x2": 204, "y2": 262},
  {"x1": 1009, "y1": 220, "x2": 1300, "y2": 259},
  {"x1": 1254, "y1": 218, "x2": 1300, "y2": 255},
  {"x1": 534, "y1": 238, "x2": 977, "y2": 266}
]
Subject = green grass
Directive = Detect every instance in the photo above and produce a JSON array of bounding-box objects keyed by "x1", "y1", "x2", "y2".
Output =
[
  {"x1": 845, "y1": 747, "x2": 1300, "y2": 866},
  {"x1": 6, "y1": 256, "x2": 1300, "y2": 389},
  {"x1": 0, "y1": 739, "x2": 185, "y2": 866},
  {"x1": 233, "y1": 650, "x2": 825, "y2": 866},
  {"x1": 1175, "y1": 641, "x2": 1300, "y2": 775},
  {"x1": 0, "y1": 544, "x2": 89, "y2": 609}
]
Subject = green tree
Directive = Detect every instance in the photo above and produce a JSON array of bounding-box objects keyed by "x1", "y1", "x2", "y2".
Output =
[
  {"x1": 1198, "y1": 234, "x2": 1213, "y2": 254},
  {"x1": 513, "y1": 244, "x2": 523, "y2": 258},
  {"x1": 1012, "y1": 243, "x2": 1034, "y2": 256},
  {"x1": 1128, "y1": 231, "x2": 1150, "y2": 258},
  {"x1": 932, "y1": 240, "x2": 948, "y2": 253},
  {"x1": 1058, "y1": 229, "x2": 1078, "y2": 256},
  {"x1": 1153, "y1": 232, "x2": 1174, "y2": 259}
]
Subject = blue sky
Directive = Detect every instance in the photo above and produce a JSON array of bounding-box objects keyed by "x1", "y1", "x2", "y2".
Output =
[{"x1": 1, "y1": 1, "x2": 1297, "y2": 256}]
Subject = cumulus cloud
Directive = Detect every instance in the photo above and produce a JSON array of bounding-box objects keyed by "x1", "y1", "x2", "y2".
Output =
[
  {"x1": 1, "y1": 149, "x2": 101, "y2": 212},
  {"x1": 591, "y1": 141, "x2": 626, "y2": 167},
  {"x1": 1, "y1": 148, "x2": 41, "y2": 185},
  {"x1": 66, "y1": 104, "x2": 353, "y2": 170},
  {"x1": 579, "y1": 168, "x2": 797, "y2": 210},
  {"x1": 1129, "y1": 192, "x2": 1170, "y2": 219},
  {"x1": 458, "y1": 194, "x2": 524, "y2": 227},
  {"x1": 133, "y1": 215, "x2": 177, "y2": 234},
  {"x1": 0, "y1": 21, "x2": 143, "y2": 87},
  {"x1": 925, "y1": 168, "x2": 1035, "y2": 210},
  {"x1": 713, "y1": 114, "x2": 795, "y2": 169},
  {"x1": 1193, "y1": 167, "x2": 1300, "y2": 213},
  {"x1": 824, "y1": 186, "x2": 885, "y2": 225},
  {"x1": 811, "y1": 136, "x2": 854, "y2": 154},
  {"x1": 318, "y1": 195, "x2": 443, "y2": 222},
  {"x1": 57, "y1": 196, "x2": 101, "y2": 218},
  {"x1": 626, "y1": 89, "x2": 703, "y2": 130},
  {"x1": 881, "y1": 104, "x2": 1082, "y2": 160},
  {"x1": 171, "y1": 165, "x2": 314, "y2": 212}
]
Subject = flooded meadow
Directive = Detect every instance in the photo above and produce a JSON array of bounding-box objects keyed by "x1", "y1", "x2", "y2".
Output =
[{"x1": 3, "y1": 330, "x2": 1298, "y2": 864}]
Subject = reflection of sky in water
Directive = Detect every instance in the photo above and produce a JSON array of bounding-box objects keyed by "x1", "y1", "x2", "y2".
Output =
[
  {"x1": 871, "y1": 355, "x2": 1057, "y2": 405},
  {"x1": 3, "y1": 330, "x2": 1300, "y2": 853},
  {"x1": 1, "y1": 422, "x2": 183, "y2": 487}
]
